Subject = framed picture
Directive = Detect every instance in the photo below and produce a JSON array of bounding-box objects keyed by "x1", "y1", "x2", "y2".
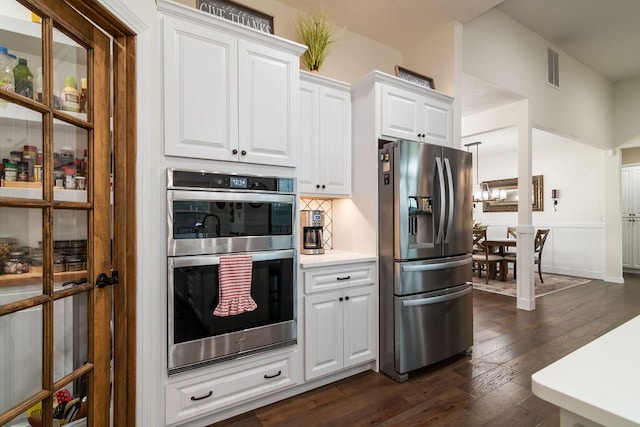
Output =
[
  {"x1": 394, "y1": 65, "x2": 435, "y2": 90},
  {"x1": 482, "y1": 175, "x2": 544, "y2": 212},
  {"x1": 197, "y1": 0, "x2": 274, "y2": 34}
]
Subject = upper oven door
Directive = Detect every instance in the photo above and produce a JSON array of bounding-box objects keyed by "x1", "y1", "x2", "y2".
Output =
[{"x1": 168, "y1": 190, "x2": 296, "y2": 256}]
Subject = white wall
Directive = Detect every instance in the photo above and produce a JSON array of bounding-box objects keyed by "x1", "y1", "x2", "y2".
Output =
[
  {"x1": 463, "y1": 126, "x2": 608, "y2": 279},
  {"x1": 614, "y1": 75, "x2": 640, "y2": 148},
  {"x1": 463, "y1": 8, "x2": 613, "y2": 150}
]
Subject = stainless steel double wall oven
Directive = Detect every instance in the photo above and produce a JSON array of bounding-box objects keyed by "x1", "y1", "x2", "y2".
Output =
[{"x1": 167, "y1": 169, "x2": 297, "y2": 374}]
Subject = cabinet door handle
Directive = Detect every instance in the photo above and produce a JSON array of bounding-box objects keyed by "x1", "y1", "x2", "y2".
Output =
[
  {"x1": 345, "y1": 296, "x2": 350, "y2": 301},
  {"x1": 190, "y1": 390, "x2": 213, "y2": 401},
  {"x1": 232, "y1": 149, "x2": 238, "y2": 155},
  {"x1": 316, "y1": 184, "x2": 320, "y2": 189},
  {"x1": 264, "y1": 370, "x2": 282, "y2": 379},
  {"x1": 241, "y1": 150, "x2": 247, "y2": 155},
  {"x1": 336, "y1": 276, "x2": 351, "y2": 281},
  {"x1": 339, "y1": 297, "x2": 344, "y2": 301},
  {"x1": 321, "y1": 184, "x2": 326, "y2": 189}
]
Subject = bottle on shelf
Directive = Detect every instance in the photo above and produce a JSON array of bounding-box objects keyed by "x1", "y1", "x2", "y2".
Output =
[
  {"x1": 13, "y1": 58, "x2": 34, "y2": 99},
  {"x1": 79, "y1": 78, "x2": 87, "y2": 113},
  {"x1": 0, "y1": 46, "x2": 15, "y2": 92},
  {"x1": 60, "y1": 76, "x2": 80, "y2": 112},
  {"x1": 35, "y1": 67, "x2": 43, "y2": 102}
]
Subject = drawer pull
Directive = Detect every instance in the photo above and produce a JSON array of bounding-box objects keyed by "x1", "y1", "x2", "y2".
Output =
[
  {"x1": 190, "y1": 390, "x2": 213, "y2": 401},
  {"x1": 264, "y1": 370, "x2": 282, "y2": 379},
  {"x1": 336, "y1": 276, "x2": 351, "y2": 281}
]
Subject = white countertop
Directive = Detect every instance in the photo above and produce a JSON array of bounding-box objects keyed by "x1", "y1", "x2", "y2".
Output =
[
  {"x1": 299, "y1": 249, "x2": 377, "y2": 268},
  {"x1": 531, "y1": 314, "x2": 640, "y2": 427}
]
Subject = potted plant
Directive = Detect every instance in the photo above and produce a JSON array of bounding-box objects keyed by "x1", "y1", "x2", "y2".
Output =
[{"x1": 296, "y1": 8, "x2": 339, "y2": 73}]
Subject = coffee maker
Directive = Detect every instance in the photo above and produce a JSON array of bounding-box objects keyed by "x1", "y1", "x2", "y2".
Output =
[{"x1": 300, "y1": 210, "x2": 325, "y2": 255}]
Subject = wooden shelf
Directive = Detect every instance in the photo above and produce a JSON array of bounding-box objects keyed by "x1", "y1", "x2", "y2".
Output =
[{"x1": 0, "y1": 266, "x2": 87, "y2": 287}]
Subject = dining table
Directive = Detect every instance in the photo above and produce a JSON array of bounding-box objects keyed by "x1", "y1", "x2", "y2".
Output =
[{"x1": 483, "y1": 237, "x2": 517, "y2": 281}]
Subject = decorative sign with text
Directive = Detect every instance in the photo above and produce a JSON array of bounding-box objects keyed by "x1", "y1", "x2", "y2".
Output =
[
  {"x1": 394, "y1": 66, "x2": 435, "y2": 90},
  {"x1": 197, "y1": 0, "x2": 274, "y2": 34}
]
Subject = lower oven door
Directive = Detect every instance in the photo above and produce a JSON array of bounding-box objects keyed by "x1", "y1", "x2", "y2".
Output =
[
  {"x1": 168, "y1": 249, "x2": 296, "y2": 374},
  {"x1": 395, "y1": 283, "x2": 473, "y2": 374}
]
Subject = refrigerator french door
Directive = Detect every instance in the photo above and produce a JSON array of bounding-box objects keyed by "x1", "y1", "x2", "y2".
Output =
[{"x1": 379, "y1": 139, "x2": 473, "y2": 382}]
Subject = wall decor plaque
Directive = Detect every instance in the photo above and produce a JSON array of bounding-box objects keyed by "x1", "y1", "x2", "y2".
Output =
[
  {"x1": 394, "y1": 65, "x2": 435, "y2": 90},
  {"x1": 197, "y1": 0, "x2": 274, "y2": 34}
]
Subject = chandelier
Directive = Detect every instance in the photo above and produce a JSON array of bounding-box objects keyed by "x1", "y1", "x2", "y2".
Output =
[{"x1": 464, "y1": 141, "x2": 499, "y2": 202}]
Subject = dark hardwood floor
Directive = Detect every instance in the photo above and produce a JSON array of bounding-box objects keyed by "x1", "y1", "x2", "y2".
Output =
[{"x1": 213, "y1": 274, "x2": 640, "y2": 426}]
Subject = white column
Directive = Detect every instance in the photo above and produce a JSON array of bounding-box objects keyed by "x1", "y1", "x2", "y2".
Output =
[{"x1": 516, "y1": 102, "x2": 535, "y2": 310}]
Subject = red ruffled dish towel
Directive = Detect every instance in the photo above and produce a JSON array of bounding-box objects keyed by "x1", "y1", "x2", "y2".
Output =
[{"x1": 213, "y1": 254, "x2": 257, "y2": 317}]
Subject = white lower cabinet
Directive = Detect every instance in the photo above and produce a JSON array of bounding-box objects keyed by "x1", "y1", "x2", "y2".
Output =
[
  {"x1": 303, "y1": 262, "x2": 376, "y2": 381},
  {"x1": 166, "y1": 350, "x2": 299, "y2": 425}
]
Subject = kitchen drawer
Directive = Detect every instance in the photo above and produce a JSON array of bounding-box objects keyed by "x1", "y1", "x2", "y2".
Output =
[
  {"x1": 166, "y1": 351, "x2": 298, "y2": 425},
  {"x1": 304, "y1": 262, "x2": 375, "y2": 294}
]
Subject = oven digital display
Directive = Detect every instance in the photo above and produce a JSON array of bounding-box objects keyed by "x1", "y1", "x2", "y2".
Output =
[{"x1": 230, "y1": 177, "x2": 247, "y2": 189}]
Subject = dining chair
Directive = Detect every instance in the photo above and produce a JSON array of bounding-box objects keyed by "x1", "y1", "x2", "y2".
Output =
[
  {"x1": 472, "y1": 228, "x2": 504, "y2": 284},
  {"x1": 504, "y1": 226, "x2": 517, "y2": 256},
  {"x1": 504, "y1": 228, "x2": 550, "y2": 283}
]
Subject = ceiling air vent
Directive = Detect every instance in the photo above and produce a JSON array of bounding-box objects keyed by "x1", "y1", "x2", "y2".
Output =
[{"x1": 547, "y1": 47, "x2": 559, "y2": 88}]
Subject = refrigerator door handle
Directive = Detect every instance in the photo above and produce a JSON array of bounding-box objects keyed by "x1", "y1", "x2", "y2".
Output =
[
  {"x1": 444, "y1": 157, "x2": 455, "y2": 244},
  {"x1": 435, "y1": 156, "x2": 446, "y2": 244},
  {"x1": 401, "y1": 257, "x2": 471, "y2": 272},
  {"x1": 401, "y1": 285, "x2": 473, "y2": 307}
]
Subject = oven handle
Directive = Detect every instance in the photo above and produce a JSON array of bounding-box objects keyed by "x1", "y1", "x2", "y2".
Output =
[
  {"x1": 169, "y1": 190, "x2": 295, "y2": 204},
  {"x1": 169, "y1": 249, "x2": 295, "y2": 268}
]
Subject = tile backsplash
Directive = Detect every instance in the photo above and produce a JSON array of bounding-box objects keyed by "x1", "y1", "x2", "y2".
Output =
[{"x1": 300, "y1": 198, "x2": 333, "y2": 249}]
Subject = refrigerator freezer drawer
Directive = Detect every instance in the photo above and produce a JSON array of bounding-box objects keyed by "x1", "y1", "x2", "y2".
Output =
[
  {"x1": 393, "y1": 254, "x2": 471, "y2": 295},
  {"x1": 394, "y1": 284, "x2": 473, "y2": 375}
]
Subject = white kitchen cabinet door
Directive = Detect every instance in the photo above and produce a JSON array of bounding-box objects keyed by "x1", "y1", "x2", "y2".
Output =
[
  {"x1": 304, "y1": 291, "x2": 344, "y2": 380},
  {"x1": 298, "y1": 73, "x2": 351, "y2": 197},
  {"x1": 342, "y1": 286, "x2": 375, "y2": 369},
  {"x1": 419, "y1": 96, "x2": 453, "y2": 147},
  {"x1": 380, "y1": 82, "x2": 453, "y2": 147},
  {"x1": 318, "y1": 85, "x2": 352, "y2": 195},
  {"x1": 622, "y1": 218, "x2": 633, "y2": 268},
  {"x1": 163, "y1": 15, "x2": 238, "y2": 161},
  {"x1": 298, "y1": 81, "x2": 320, "y2": 192},
  {"x1": 238, "y1": 40, "x2": 298, "y2": 167},
  {"x1": 621, "y1": 167, "x2": 631, "y2": 216},
  {"x1": 380, "y1": 84, "x2": 421, "y2": 141},
  {"x1": 634, "y1": 221, "x2": 640, "y2": 269}
]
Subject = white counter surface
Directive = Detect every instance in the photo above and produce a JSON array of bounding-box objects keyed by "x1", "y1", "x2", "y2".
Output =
[
  {"x1": 532, "y1": 314, "x2": 640, "y2": 427},
  {"x1": 299, "y1": 250, "x2": 377, "y2": 268}
]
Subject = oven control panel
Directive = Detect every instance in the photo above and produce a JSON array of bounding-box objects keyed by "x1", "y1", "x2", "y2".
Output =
[{"x1": 168, "y1": 169, "x2": 295, "y2": 194}]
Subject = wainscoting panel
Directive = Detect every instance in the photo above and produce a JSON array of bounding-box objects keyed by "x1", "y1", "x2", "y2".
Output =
[{"x1": 484, "y1": 223, "x2": 605, "y2": 280}]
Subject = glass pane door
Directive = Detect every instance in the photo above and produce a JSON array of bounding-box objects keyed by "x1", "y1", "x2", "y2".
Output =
[{"x1": 0, "y1": 0, "x2": 112, "y2": 425}]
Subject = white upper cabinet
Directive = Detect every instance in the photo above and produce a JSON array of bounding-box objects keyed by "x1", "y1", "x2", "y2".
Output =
[
  {"x1": 160, "y1": 3, "x2": 305, "y2": 166},
  {"x1": 352, "y1": 71, "x2": 454, "y2": 148},
  {"x1": 621, "y1": 165, "x2": 640, "y2": 216},
  {"x1": 380, "y1": 82, "x2": 452, "y2": 146},
  {"x1": 299, "y1": 72, "x2": 352, "y2": 196}
]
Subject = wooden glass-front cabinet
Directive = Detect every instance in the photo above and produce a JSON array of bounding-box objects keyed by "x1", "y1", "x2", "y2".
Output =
[{"x1": 0, "y1": 0, "x2": 114, "y2": 425}]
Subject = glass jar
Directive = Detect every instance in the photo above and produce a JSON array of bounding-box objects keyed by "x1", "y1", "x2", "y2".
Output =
[
  {"x1": 0, "y1": 237, "x2": 16, "y2": 259},
  {"x1": 65, "y1": 255, "x2": 84, "y2": 271},
  {"x1": 31, "y1": 250, "x2": 43, "y2": 267},
  {"x1": 53, "y1": 253, "x2": 66, "y2": 273},
  {"x1": 3, "y1": 162, "x2": 17, "y2": 182},
  {"x1": 3, "y1": 251, "x2": 30, "y2": 274}
]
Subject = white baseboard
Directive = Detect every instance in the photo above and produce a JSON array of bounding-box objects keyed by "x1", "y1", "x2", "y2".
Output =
[{"x1": 545, "y1": 266, "x2": 603, "y2": 280}]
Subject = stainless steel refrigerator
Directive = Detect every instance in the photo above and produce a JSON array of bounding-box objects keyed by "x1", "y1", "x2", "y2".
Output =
[{"x1": 378, "y1": 139, "x2": 473, "y2": 382}]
